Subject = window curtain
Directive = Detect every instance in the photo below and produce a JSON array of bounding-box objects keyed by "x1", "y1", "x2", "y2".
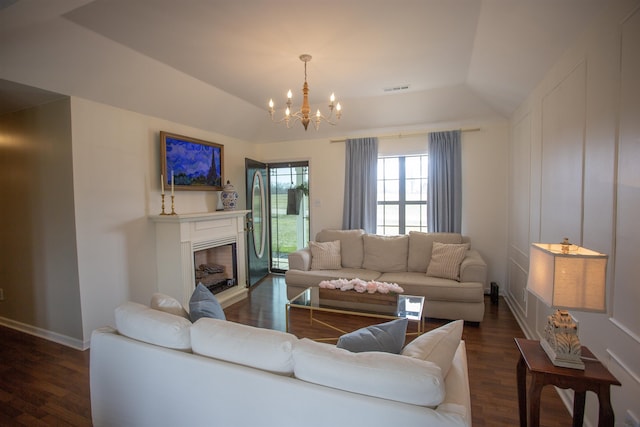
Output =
[
  {"x1": 427, "y1": 130, "x2": 462, "y2": 233},
  {"x1": 342, "y1": 137, "x2": 378, "y2": 233}
]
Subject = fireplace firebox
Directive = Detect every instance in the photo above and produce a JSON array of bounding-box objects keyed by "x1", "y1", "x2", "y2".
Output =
[{"x1": 194, "y1": 243, "x2": 237, "y2": 294}]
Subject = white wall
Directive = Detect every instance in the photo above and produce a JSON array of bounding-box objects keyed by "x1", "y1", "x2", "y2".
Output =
[
  {"x1": 257, "y1": 120, "x2": 509, "y2": 289},
  {"x1": 70, "y1": 97, "x2": 255, "y2": 344},
  {"x1": 506, "y1": 1, "x2": 640, "y2": 424},
  {"x1": 0, "y1": 98, "x2": 84, "y2": 347}
]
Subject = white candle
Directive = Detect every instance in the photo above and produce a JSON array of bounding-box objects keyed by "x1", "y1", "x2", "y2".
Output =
[
  {"x1": 171, "y1": 170, "x2": 174, "y2": 196},
  {"x1": 161, "y1": 174, "x2": 164, "y2": 195}
]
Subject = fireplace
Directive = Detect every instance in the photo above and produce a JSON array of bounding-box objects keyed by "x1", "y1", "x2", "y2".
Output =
[
  {"x1": 152, "y1": 211, "x2": 249, "y2": 307},
  {"x1": 194, "y1": 243, "x2": 237, "y2": 295}
]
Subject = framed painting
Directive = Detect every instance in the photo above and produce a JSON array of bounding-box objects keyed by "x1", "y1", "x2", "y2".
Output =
[{"x1": 160, "y1": 131, "x2": 224, "y2": 191}]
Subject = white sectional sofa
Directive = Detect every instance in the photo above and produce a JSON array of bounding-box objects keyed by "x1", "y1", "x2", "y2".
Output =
[
  {"x1": 90, "y1": 298, "x2": 472, "y2": 427},
  {"x1": 285, "y1": 230, "x2": 488, "y2": 323}
]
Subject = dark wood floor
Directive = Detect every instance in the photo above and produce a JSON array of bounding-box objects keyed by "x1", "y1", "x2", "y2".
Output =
[
  {"x1": 0, "y1": 324, "x2": 92, "y2": 426},
  {"x1": 0, "y1": 275, "x2": 573, "y2": 426}
]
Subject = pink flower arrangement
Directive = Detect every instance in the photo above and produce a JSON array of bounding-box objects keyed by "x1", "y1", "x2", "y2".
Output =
[{"x1": 319, "y1": 278, "x2": 404, "y2": 294}]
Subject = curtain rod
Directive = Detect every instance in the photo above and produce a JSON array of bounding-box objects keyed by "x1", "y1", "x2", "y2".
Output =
[{"x1": 329, "y1": 127, "x2": 481, "y2": 143}]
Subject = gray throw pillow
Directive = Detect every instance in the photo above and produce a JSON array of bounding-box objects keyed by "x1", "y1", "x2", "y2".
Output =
[
  {"x1": 337, "y1": 318, "x2": 408, "y2": 354},
  {"x1": 189, "y1": 283, "x2": 226, "y2": 322}
]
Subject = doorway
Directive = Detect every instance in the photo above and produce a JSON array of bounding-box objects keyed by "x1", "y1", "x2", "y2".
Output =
[{"x1": 269, "y1": 162, "x2": 310, "y2": 273}]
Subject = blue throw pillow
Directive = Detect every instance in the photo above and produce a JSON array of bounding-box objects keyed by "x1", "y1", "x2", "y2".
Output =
[
  {"x1": 336, "y1": 318, "x2": 408, "y2": 354},
  {"x1": 189, "y1": 283, "x2": 226, "y2": 322}
]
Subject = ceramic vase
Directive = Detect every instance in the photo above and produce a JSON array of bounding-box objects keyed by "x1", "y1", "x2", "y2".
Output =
[{"x1": 221, "y1": 180, "x2": 238, "y2": 210}]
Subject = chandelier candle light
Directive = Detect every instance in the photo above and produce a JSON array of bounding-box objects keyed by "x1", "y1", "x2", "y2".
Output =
[{"x1": 269, "y1": 54, "x2": 341, "y2": 131}]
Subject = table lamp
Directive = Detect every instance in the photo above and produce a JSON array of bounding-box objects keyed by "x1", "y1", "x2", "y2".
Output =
[{"x1": 526, "y1": 239, "x2": 608, "y2": 370}]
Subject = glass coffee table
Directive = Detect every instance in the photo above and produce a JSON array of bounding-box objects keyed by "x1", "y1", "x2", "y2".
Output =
[{"x1": 286, "y1": 287, "x2": 425, "y2": 341}]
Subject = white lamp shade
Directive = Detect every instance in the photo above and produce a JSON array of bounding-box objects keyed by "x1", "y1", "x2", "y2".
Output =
[{"x1": 527, "y1": 243, "x2": 608, "y2": 312}]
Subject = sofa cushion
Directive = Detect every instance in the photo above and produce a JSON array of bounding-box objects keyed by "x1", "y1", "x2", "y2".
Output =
[
  {"x1": 401, "y1": 320, "x2": 463, "y2": 377},
  {"x1": 316, "y1": 229, "x2": 365, "y2": 268},
  {"x1": 408, "y1": 232, "x2": 463, "y2": 272},
  {"x1": 150, "y1": 293, "x2": 189, "y2": 319},
  {"x1": 337, "y1": 318, "x2": 408, "y2": 354},
  {"x1": 114, "y1": 301, "x2": 192, "y2": 350},
  {"x1": 189, "y1": 283, "x2": 226, "y2": 322},
  {"x1": 362, "y1": 234, "x2": 409, "y2": 272},
  {"x1": 378, "y1": 272, "x2": 485, "y2": 302},
  {"x1": 293, "y1": 338, "x2": 445, "y2": 407},
  {"x1": 191, "y1": 318, "x2": 297, "y2": 375},
  {"x1": 426, "y1": 242, "x2": 470, "y2": 280},
  {"x1": 310, "y1": 240, "x2": 341, "y2": 270}
]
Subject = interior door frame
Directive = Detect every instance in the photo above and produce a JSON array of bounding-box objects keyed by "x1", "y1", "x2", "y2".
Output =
[{"x1": 268, "y1": 161, "x2": 310, "y2": 273}]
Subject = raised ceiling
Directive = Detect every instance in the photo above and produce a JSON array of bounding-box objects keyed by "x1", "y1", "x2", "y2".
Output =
[{"x1": 0, "y1": 0, "x2": 624, "y2": 142}]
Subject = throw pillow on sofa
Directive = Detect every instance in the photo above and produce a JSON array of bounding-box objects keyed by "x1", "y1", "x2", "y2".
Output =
[
  {"x1": 426, "y1": 242, "x2": 470, "y2": 280},
  {"x1": 310, "y1": 240, "x2": 341, "y2": 270},
  {"x1": 401, "y1": 319, "x2": 463, "y2": 377},
  {"x1": 337, "y1": 318, "x2": 408, "y2": 354},
  {"x1": 407, "y1": 231, "x2": 463, "y2": 272},
  {"x1": 150, "y1": 293, "x2": 190, "y2": 319},
  {"x1": 189, "y1": 283, "x2": 226, "y2": 322},
  {"x1": 316, "y1": 229, "x2": 364, "y2": 268},
  {"x1": 114, "y1": 301, "x2": 192, "y2": 350}
]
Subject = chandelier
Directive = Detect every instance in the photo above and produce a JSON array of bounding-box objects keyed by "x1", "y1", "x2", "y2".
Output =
[{"x1": 268, "y1": 54, "x2": 342, "y2": 131}]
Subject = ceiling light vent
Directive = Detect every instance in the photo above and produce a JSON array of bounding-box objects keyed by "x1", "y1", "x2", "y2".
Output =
[{"x1": 383, "y1": 85, "x2": 410, "y2": 93}]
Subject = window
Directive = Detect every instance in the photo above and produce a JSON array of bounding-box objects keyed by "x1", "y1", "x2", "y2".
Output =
[{"x1": 377, "y1": 155, "x2": 428, "y2": 235}]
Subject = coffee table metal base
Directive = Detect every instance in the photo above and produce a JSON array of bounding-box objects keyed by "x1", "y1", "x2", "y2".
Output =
[{"x1": 286, "y1": 287, "x2": 425, "y2": 341}]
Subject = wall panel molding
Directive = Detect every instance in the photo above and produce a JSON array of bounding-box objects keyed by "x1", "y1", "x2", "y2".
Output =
[
  {"x1": 507, "y1": 257, "x2": 528, "y2": 315},
  {"x1": 612, "y1": 5, "x2": 640, "y2": 337},
  {"x1": 540, "y1": 60, "x2": 587, "y2": 244},
  {"x1": 607, "y1": 348, "x2": 640, "y2": 385},
  {"x1": 510, "y1": 112, "x2": 532, "y2": 256}
]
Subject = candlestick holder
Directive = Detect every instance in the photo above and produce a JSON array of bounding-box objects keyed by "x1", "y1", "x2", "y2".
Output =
[
  {"x1": 170, "y1": 195, "x2": 177, "y2": 215},
  {"x1": 160, "y1": 194, "x2": 169, "y2": 215}
]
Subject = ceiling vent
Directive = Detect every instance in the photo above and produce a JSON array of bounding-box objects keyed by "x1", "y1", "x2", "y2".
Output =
[{"x1": 383, "y1": 85, "x2": 410, "y2": 93}]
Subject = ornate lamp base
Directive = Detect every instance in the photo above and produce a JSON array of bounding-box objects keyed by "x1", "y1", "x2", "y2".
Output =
[{"x1": 541, "y1": 309, "x2": 585, "y2": 370}]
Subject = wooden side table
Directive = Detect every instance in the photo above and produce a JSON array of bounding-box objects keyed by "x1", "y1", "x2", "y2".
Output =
[{"x1": 515, "y1": 338, "x2": 621, "y2": 427}]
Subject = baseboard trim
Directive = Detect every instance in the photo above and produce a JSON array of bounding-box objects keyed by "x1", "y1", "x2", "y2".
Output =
[
  {"x1": 503, "y1": 294, "x2": 535, "y2": 339},
  {"x1": 0, "y1": 316, "x2": 88, "y2": 350}
]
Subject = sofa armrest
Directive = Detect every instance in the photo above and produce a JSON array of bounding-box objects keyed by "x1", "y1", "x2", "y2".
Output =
[
  {"x1": 288, "y1": 248, "x2": 312, "y2": 271},
  {"x1": 460, "y1": 249, "x2": 487, "y2": 285}
]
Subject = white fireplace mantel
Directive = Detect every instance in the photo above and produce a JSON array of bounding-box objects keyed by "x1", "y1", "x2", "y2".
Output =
[{"x1": 151, "y1": 211, "x2": 250, "y2": 308}]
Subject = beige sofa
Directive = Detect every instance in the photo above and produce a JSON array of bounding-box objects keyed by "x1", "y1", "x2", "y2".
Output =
[{"x1": 285, "y1": 229, "x2": 487, "y2": 323}]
